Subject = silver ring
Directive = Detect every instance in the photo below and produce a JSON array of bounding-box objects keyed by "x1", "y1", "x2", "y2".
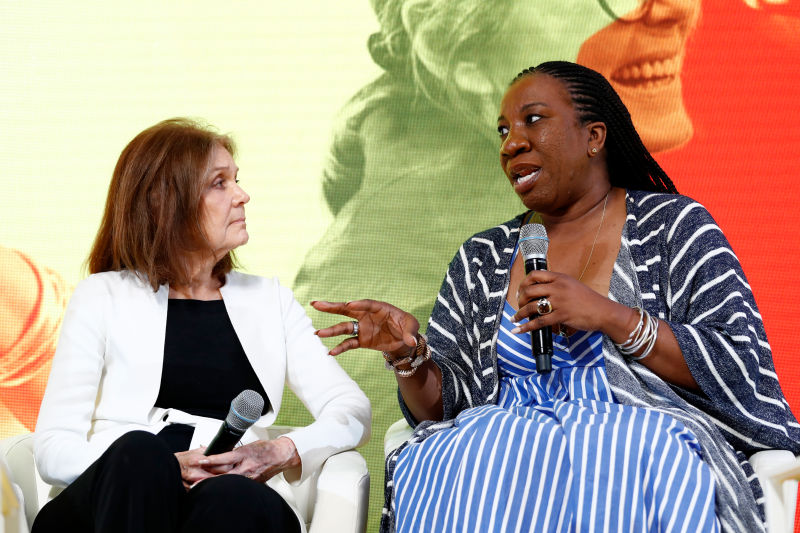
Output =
[
  {"x1": 351, "y1": 321, "x2": 360, "y2": 337},
  {"x1": 536, "y1": 297, "x2": 553, "y2": 315}
]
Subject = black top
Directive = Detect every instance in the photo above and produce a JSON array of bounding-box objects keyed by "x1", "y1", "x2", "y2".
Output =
[{"x1": 155, "y1": 298, "x2": 270, "y2": 452}]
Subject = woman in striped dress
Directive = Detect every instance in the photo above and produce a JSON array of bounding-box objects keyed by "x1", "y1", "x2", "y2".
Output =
[{"x1": 313, "y1": 61, "x2": 800, "y2": 532}]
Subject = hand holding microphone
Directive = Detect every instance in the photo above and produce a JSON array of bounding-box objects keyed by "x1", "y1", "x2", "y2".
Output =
[
  {"x1": 516, "y1": 222, "x2": 615, "y2": 370},
  {"x1": 197, "y1": 389, "x2": 300, "y2": 484},
  {"x1": 518, "y1": 223, "x2": 553, "y2": 373},
  {"x1": 204, "y1": 389, "x2": 264, "y2": 456},
  {"x1": 174, "y1": 390, "x2": 265, "y2": 488}
]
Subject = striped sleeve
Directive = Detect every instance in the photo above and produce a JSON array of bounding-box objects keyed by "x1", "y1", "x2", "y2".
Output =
[
  {"x1": 397, "y1": 222, "x2": 513, "y2": 425},
  {"x1": 399, "y1": 242, "x2": 479, "y2": 425},
  {"x1": 653, "y1": 197, "x2": 800, "y2": 454}
]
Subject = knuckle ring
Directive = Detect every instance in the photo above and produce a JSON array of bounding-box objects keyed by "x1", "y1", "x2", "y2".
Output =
[
  {"x1": 350, "y1": 321, "x2": 360, "y2": 337},
  {"x1": 536, "y1": 297, "x2": 553, "y2": 315}
]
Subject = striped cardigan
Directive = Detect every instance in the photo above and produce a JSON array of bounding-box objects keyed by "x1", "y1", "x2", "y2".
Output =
[{"x1": 383, "y1": 190, "x2": 800, "y2": 533}]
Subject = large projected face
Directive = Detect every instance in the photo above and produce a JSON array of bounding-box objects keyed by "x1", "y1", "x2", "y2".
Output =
[
  {"x1": 578, "y1": 0, "x2": 702, "y2": 152},
  {"x1": 402, "y1": 0, "x2": 611, "y2": 145},
  {"x1": 399, "y1": 0, "x2": 699, "y2": 153}
]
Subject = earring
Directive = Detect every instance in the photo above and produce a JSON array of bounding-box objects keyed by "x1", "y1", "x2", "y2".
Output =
[{"x1": 590, "y1": 147, "x2": 598, "y2": 155}]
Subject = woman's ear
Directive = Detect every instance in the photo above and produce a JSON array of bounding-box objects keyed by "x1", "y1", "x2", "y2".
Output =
[{"x1": 586, "y1": 121, "x2": 607, "y2": 156}]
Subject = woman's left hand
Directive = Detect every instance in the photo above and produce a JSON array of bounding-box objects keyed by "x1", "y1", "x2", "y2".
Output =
[
  {"x1": 198, "y1": 436, "x2": 301, "y2": 484},
  {"x1": 514, "y1": 268, "x2": 699, "y2": 390},
  {"x1": 512, "y1": 269, "x2": 622, "y2": 336}
]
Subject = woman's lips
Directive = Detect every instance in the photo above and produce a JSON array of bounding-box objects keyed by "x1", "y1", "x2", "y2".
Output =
[{"x1": 512, "y1": 168, "x2": 541, "y2": 194}]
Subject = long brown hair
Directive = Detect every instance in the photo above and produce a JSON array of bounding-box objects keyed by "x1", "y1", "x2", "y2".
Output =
[{"x1": 87, "y1": 118, "x2": 238, "y2": 290}]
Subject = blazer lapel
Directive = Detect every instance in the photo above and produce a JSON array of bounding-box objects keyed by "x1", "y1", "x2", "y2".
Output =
[{"x1": 220, "y1": 273, "x2": 285, "y2": 421}]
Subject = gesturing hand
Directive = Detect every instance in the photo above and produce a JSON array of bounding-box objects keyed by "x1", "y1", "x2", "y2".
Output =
[{"x1": 311, "y1": 299, "x2": 419, "y2": 358}]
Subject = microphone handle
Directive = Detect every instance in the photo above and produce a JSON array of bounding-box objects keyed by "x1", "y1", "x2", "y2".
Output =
[
  {"x1": 204, "y1": 421, "x2": 245, "y2": 456},
  {"x1": 523, "y1": 256, "x2": 553, "y2": 373}
]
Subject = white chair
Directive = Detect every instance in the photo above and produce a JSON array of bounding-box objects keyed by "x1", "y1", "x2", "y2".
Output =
[
  {"x1": 0, "y1": 428, "x2": 369, "y2": 533},
  {"x1": 384, "y1": 418, "x2": 799, "y2": 533},
  {"x1": 1, "y1": 449, "x2": 27, "y2": 533}
]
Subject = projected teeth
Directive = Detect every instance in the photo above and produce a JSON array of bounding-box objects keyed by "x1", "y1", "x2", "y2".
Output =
[{"x1": 614, "y1": 57, "x2": 679, "y2": 87}]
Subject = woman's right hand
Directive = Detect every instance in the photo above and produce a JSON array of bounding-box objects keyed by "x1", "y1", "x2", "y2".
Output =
[
  {"x1": 311, "y1": 299, "x2": 419, "y2": 357},
  {"x1": 175, "y1": 447, "x2": 218, "y2": 490}
]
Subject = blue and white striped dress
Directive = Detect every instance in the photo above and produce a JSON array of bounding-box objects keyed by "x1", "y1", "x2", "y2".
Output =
[
  {"x1": 384, "y1": 192, "x2": 800, "y2": 532},
  {"x1": 393, "y1": 265, "x2": 720, "y2": 533}
]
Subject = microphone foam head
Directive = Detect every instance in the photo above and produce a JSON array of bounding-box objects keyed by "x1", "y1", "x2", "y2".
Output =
[
  {"x1": 227, "y1": 389, "x2": 265, "y2": 432},
  {"x1": 519, "y1": 223, "x2": 549, "y2": 259}
]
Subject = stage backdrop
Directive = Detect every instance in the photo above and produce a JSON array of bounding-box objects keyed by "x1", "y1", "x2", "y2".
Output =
[{"x1": 1, "y1": 1, "x2": 798, "y2": 531}]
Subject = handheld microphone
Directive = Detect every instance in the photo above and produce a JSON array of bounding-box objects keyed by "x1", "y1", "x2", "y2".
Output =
[
  {"x1": 204, "y1": 389, "x2": 265, "y2": 456},
  {"x1": 519, "y1": 223, "x2": 553, "y2": 373}
]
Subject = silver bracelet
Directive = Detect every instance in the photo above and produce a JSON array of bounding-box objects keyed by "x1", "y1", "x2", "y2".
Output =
[
  {"x1": 617, "y1": 307, "x2": 648, "y2": 354},
  {"x1": 620, "y1": 307, "x2": 644, "y2": 347},
  {"x1": 617, "y1": 307, "x2": 658, "y2": 361},
  {"x1": 384, "y1": 334, "x2": 431, "y2": 377}
]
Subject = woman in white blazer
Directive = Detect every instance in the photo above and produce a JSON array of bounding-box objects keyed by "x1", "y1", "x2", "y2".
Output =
[{"x1": 32, "y1": 118, "x2": 371, "y2": 533}]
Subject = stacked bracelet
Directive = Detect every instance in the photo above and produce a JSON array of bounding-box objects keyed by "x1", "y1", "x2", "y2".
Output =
[
  {"x1": 383, "y1": 334, "x2": 431, "y2": 377},
  {"x1": 616, "y1": 307, "x2": 659, "y2": 361}
]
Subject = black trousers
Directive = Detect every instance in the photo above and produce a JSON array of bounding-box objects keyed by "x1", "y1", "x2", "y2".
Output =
[{"x1": 32, "y1": 431, "x2": 301, "y2": 533}]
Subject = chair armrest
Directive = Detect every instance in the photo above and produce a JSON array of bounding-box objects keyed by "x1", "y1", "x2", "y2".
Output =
[
  {"x1": 384, "y1": 419, "x2": 414, "y2": 458},
  {"x1": 268, "y1": 425, "x2": 369, "y2": 533},
  {"x1": 1, "y1": 427, "x2": 371, "y2": 533},
  {"x1": 750, "y1": 450, "x2": 799, "y2": 533},
  {"x1": 0, "y1": 433, "x2": 39, "y2": 530},
  {"x1": 1, "y1": 448, "x2": 29, "y2": 533},
  {"x1": 308, "y1": 450, "x2": 369, "y2": 533}
]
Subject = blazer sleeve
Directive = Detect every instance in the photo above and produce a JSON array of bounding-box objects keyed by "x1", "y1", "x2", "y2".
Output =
[
  {"x1": 33, "y1": 276, "x2": 112, "y2": 486},
  {"x1": 661, "y1": 201, "x2": 800, "y2": 454},
  {"x1": 277, "y1": 285, "x2": 371, "y2": 484}
]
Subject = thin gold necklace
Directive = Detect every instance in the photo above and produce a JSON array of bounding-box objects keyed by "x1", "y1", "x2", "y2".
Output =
[
  {"x1": 576, "y1": 190, "x2": 610, "y2": 282},
  {"x1": 558, "y1": 190, "x2": 609, "y2": 340}
]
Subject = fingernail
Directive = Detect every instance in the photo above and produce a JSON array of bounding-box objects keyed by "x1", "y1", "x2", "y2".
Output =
[
  {"x1": 510, "y1": 327, "x2": 521, "y2": 334},
  {"x1": 199, "y1": 459, "x2": 209, "y2": 465}
]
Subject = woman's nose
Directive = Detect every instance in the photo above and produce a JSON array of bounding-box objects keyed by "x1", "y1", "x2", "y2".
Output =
[
  {"x1": 644, "y1": 0, "x2": 700, "y2": 28},
  {"x1": 234, "y1": 183, "x2": 250, "y2": 205},
  {"x1": 501, "y1": 129, "x2": 530, "y2": 157}
]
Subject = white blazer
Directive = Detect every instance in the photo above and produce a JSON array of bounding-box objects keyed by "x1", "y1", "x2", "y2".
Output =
[{"x1": 33, "y1": 270, "x2": 371, "y2": 491}]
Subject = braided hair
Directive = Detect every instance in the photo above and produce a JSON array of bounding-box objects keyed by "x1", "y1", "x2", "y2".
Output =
[{"x1": 512, "y1": 61, "x2": 678, "y2": 194}]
